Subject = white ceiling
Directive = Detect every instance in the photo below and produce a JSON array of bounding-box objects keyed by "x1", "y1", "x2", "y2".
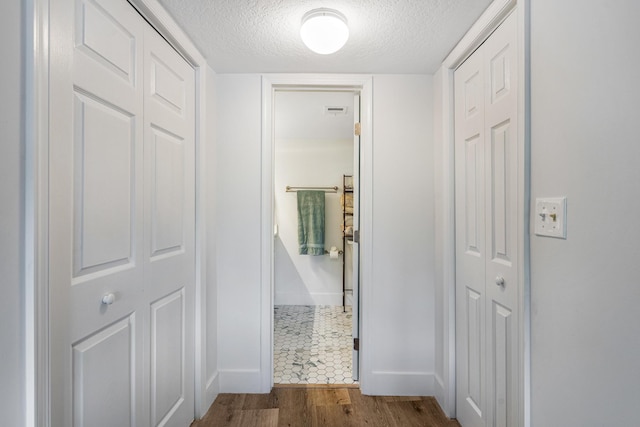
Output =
[{"x1": 156, "y1": 0, "x2": 493, "y2": 74}]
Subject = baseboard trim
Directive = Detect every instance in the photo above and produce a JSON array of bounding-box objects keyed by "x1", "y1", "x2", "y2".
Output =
[
  {"x1": 365, "y1": 371, "x2": 435, "y2": 396},
  {"x1": 434, "y1": 373, "x2": 449, "y2": 416},
  {"x1": 218, "y1": 369, "x2": 262, "y2": 393},
  {"x1": 204, "y1": 371, "x2": 219, "y2": 413}
]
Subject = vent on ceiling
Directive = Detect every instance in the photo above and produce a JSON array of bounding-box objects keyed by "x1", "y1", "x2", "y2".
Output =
[{"x1": 324, "y1": 106, "x2": 348, "y2": 115}]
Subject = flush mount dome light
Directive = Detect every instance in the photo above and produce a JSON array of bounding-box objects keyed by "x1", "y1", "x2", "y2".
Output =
[{"x1": 300, "y1": 8, "x2": 349, "y2": 55}]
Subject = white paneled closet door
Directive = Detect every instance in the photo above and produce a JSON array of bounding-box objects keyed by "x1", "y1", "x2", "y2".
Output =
[
  {"x1": 49, "y1": 0, "x2": 195, "y2": 425},
  {"x1": 455, "y1": 12, "x2": 519, "y2": 427},
  {"x1": 143, "y1": 24, "x2": 196, "y2": 427},
  {"x1": 454, "y1": 43, "x2": 486, "y2": 427}
]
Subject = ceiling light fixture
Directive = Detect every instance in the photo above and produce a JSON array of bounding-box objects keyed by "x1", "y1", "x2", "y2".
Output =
[{"x1": 300, "y1": 8, "x2": 349, "y2": 55}]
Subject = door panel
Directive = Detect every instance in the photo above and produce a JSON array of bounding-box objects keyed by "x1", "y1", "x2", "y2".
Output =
[
  {"x1": 489, "y1": 121, "x2": 511, "y2": 264},
  {"x1": 73, "y1": 315, "x2": 136, "y2": 427},
  {"x1": 149, "y1": 56, "x2": 187, "y2": 114},
  {"x1": 73, "y1": 91, "x2": 135, "y2": 277},
  {"x1": 144, "y1": 25, "x2": 195, "y2": 427},
  {"x1": 492, "y1": 302, "x2": 512, "y2": 427},
  {"x1": 455, "y1": 43, "x2": 485, "y2": 427},
  {"x1": 50, "y1": 1, "x2": 145, "y2": 425},
  {"x1": 484, "y1": 12, "x2": 518, "y2": 427},
  {"x1": 455, "y1": 11, "x2": 518, "y2": 427},
  {"x1": 150, "y1": 290, "x2": 186, "y2": 426},
  {"x1": 464, "y1": 134, "x2": 482, "y2": 256},
  {"x1": 464, "y1": 71, "x2": 482, "y2": 120},
  {"x1": 149, "y1": 127, "x2": 186, "y2": 257},
  {"x1": 75, "y1": 0, "x2": 136, "y2": 83},
  {"x1": 489, "y1": 47, "x2": 511, "y2": 105},
  {"x1": 465, "y1": 287, "x2": 482, "y2": 414}
]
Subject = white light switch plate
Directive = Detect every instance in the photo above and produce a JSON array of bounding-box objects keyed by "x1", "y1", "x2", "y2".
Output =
[{"x1": 534, "y1": 197, "x2": 567, "y2": 238}]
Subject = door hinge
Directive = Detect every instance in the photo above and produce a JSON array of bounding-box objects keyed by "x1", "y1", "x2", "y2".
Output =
[
  {"x1": 354, "y1": 122, "x2": 361, "y2": 136},
  {"x1": 353, "y1": 230, "x2": 360, "y2": 244},
  {"x1": 353, "y1": 338, "x2": 360, "y2": 351}
]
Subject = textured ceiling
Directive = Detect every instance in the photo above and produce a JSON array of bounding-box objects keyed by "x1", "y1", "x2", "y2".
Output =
[{"x1": 156, "y1": 0, "x2": 493, "y2": 74}]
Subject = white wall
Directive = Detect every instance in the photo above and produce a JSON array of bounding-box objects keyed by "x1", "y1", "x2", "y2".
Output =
[
  {"x1": 215, "y1": 74, "x2": 264, "y2": 391},
  {"x1": 0, "y1": 1, "x2": 25, "y2": 425},
  {"x1": 367, "y1": 75, "x2": 435, "y2": 395},
  {"x1": 215, "y1": 74, "x2": 436, "y2": 395},
  {"x1": 274, "y1": 138, "x2": 353, "y2": 305},
  {"x1": 203, "y1": 65, "x2": 219, "y2": 405},
  {"x1": 529, "y1": 1, "x2": 640, "y2": 425}
]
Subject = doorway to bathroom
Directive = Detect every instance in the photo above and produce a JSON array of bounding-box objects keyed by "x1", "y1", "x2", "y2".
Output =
[{"x1": 272, "y1": 88, "x2": 361, "y2": 385}]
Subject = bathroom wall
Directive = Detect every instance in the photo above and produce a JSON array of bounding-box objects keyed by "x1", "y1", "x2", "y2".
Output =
[{"x1": 274, "y1": 91, "x2": 354, "y2": 306}]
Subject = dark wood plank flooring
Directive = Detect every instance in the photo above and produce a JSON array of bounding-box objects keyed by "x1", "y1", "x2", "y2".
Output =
[{"x1": 192, "y1": 387, "x2": 461, "y2": 427}]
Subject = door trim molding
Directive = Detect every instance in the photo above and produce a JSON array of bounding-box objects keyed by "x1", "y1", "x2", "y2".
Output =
[
  {"x1": 25, "y1": 0, "x2": 51, "y2": 425},
  {"x1": 435, "y1": 0, "x2": 530, "y2": 424},
  {"x1": 260, "y1": 74, "x2": 373, "y2": 393},
  {"x1": 443, "y1": 0, "x2": 518, "y2": 70},
  {"x1": 26, "y1": 0, "x2": 214, "y2": 423}
]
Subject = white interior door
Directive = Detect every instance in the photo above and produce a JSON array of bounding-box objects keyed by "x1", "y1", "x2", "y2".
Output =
[
  {"x1": 455, "y1": 11, "x2": 519, "y2": 427},
  {"x1": 143, "y1": 24, "x2": 196, "y2": 427},
  {"x1": 49, "y1": 1, "x2": 145, "y2": 424},
  {"x1": 49, "y1": 0, "x2": 195, "y2": 425},
  {"x1": 454, "y1": 42, "x2": 486, "y2": 427},
  {"x1": 482, "y1": 13, "x2": 519, "y2": 427},
  {"x1": 351, "y1": 93, "x2": 361, "y2": 381},
  {"x1": 455, "y1": 43, "x2": 486, "y2": 427}
]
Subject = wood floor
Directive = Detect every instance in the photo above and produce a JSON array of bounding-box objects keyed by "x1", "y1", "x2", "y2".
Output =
[{"x1": 192, "y1": 386, "x2": 461, "y2": 427}]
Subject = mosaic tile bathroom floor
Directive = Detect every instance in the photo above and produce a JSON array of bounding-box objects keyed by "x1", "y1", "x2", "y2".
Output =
[{"x1": 274, "y1": 305, "x2": 355, "y2": 385}]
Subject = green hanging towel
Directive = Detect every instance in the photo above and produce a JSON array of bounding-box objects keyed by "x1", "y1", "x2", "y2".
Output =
[{"x1": 297, "y1": 190, "x2": 325, "y2": 255}]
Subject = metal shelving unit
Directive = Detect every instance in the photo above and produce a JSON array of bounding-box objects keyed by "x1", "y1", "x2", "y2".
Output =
[{"x1": 342, "y1": 174, "x2": 353, "y2": 311}]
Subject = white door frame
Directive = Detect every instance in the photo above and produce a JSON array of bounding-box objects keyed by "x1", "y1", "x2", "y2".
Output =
[
  {"x1": 436, "y1": 0, "x2": 530, "y2": 424},
  {"x1": 24, "y1": 0, "x2": 212, "y2": 424},
  {"x1": 260, "y1": 75, "x2": 373, "y2": 392}
]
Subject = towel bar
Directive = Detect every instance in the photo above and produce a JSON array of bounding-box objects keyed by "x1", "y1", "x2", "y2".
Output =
[{"x1": 286, "y1": 185, "x2": 339, "y2": 193}]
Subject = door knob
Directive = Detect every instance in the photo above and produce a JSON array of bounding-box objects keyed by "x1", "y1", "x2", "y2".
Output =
[
  {"x1": 101, "y1": 293, "x2": 116, "y2": 305},
  {"x1": 495, "y1": 276, "x2": 505, "y2": 287}
]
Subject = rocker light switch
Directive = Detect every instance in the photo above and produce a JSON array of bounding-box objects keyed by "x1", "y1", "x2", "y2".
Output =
[{"x1": 534, "y1": 197, "x2": 567, "y2": 239}]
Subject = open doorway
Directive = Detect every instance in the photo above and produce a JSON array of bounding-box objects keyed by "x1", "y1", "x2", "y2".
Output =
[{"x1": 272, "y1": 89, "x2": 360, "y2": 385}]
